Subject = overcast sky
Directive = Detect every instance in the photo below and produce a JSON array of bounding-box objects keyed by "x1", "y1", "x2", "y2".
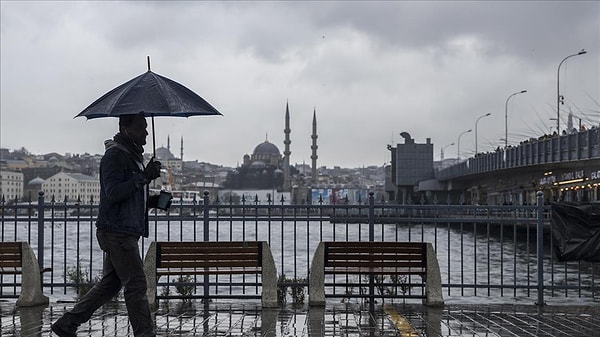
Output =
[{"x1": 1, "y1": 1, "x2": 598, "y2": 168}]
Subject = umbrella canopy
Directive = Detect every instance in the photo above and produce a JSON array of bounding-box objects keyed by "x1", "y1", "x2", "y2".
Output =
[{"x1": 75, "y1": 57, "x2": 222, "y2": 156}]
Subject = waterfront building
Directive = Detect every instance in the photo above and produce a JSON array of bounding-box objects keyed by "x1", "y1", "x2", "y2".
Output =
[
  {"x1": 386, "y1": 132, "x2": 434, "y2": 204},
  {"x1": 41, "y1": 172, "x2": 99, "y2": 203},
  {"x1": 0, "y1": 169, "x2": 24, "y2": 201}
]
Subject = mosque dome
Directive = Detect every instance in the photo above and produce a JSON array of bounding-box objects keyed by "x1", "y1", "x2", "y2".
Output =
[
  {"x1": 253, "y1": 140, "x2": 280, "y2": 156},
  {"x1": 28, "y1": 177, "x2": 45, "y2": 186},
  {"x1": 155, "y1": 146, "x2": 175, "y2": 160}
]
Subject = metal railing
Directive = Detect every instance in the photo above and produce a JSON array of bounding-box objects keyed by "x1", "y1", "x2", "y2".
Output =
[
  {"x1": 436, "y1": 127, "x2": 600, "y2": 180},
  {"x1": 1, "y1": 191, "x2": 598, "y2": 305}
]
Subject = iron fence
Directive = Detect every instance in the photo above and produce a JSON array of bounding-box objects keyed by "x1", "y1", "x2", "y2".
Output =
[{"x1": 1, "y1": 191, "x2": 598, "y2": 305}]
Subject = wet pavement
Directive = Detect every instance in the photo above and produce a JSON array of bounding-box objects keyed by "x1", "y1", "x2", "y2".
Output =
[{"x1": 1, "y1": 299, "x2": 600, "y2": 336}]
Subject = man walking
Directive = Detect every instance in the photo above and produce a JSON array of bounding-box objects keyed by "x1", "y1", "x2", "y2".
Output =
[{"x1": 52, "y1": 113, "x2": 168, "y2": 337}]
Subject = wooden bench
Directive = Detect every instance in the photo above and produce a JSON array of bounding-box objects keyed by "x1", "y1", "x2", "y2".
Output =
[
  {"x1": 309, "y1": 241, "x2": 443, "y2": 307},
  {"x1": 144, "y1": 241, "x2": 278, "y2": 307},
  {"x1": 0, "y1": 241, "x2": 49, "y2": 307}
]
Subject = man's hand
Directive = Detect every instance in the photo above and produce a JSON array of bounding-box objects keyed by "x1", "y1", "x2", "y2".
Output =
[
  {"x1": 144, "y1": 159, "x2": 162, "y2": 181},
  {"x1": 149, "y1": 192, "x2": 172, "y2": 210}
]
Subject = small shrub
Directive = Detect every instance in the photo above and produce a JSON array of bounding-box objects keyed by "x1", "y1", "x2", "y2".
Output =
[
  {"x1": 66, "y1": 265, "x2": 97, "y2": 299},
  {"x1": 277, "y1": 274, "x2": 288, "y2": 304},
  {"x1": 289, "y1": 278, "x2": 306, "y2": 305},
  {"x1": 65, "y1": 264, "x2": 121, "y2": 302},
  {"x1": 174, "y1": 275, "x2": 195, "y2": 302},
  {"x1": 278, "y1": 274, "x2": 306, "y2": 305}
]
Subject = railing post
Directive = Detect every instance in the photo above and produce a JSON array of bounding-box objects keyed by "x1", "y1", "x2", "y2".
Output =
[
  {"x1": 202, "y1": 190, "x2": 210, "y2": 303},
  {"x1": 36, "y1": 191, "x2": 45, "y2": 272},
  {"x1": 203, "y1": 190, "x2": 210, "y2": 242},
  {"x1": 368, "y1": 192, "x2": 375, "y2": 312},
  {"x1": 368, "y1": 192, "x2": 375, "y2": 242},
  {"x1": 536, "y1": 190, "x2": 545, "y2": 306}
]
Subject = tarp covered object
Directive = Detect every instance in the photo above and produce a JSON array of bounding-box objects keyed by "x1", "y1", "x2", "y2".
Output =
[{"x1": 551, "y1": 202, "x2": 600, "y2": 262}]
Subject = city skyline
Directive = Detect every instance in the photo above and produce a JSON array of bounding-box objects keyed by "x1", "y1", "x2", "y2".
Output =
[{"x1": 0, "y1": 142, "x2": 387, "y2": 170}]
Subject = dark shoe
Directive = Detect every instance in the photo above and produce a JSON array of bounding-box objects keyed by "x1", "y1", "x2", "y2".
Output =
[{"x1": 51, "y1": 319, "x2": 77, "y2": 337}]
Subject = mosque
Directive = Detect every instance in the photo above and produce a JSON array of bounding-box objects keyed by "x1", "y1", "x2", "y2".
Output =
[
  {"x1": 223, "y1": 103, "x2": 318, "y2": 191},
  {"x1": 154, "y1": 103, "x2": 319, "y2": 192},
  {"x1": 222, "y1": 135, "x2": 287, "y2": 190}
]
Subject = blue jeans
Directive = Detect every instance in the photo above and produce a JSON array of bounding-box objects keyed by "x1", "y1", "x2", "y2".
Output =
[{"x1": 59, "y1": 229, "x2": 155, "y2": 336}]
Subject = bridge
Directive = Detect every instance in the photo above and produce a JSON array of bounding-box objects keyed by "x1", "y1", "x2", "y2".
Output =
[{"x1": 421, "y1": 128, "x2": 600, "y2": 205}]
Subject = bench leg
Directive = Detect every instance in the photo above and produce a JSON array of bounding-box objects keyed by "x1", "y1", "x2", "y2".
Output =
[
  {"x1": 16, "y1": 242, "x2": 49, "y2": 307},
  {"x1": 143, "y1": 242, "x2": 158, "y2": 307},
  {"x1": 425, "y1": 243, "x2": 444, "y2": 307},
  {"x1": 260, "y1": 242, "x2": 278, "y2": 308},
  {"x1": 308, "y1": 242, "x2": 325, "y2": 306}
]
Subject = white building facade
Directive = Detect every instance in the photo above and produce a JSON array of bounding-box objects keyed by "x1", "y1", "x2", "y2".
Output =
[
  {"x1": 0, "y1": 169, "x2": 24, "y2": 201},
  {"x1": 41, "y1": 172, "x2": 100, "y2": 203}
]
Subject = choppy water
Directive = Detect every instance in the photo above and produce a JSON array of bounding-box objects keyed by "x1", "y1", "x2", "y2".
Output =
[{"x1": 1, "y1": 217, "x2": 598, "y2": 305}]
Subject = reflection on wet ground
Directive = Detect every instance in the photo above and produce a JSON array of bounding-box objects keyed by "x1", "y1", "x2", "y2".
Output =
[{"x1": 2, "y1": 299, "x2": 600, "y2": 336}]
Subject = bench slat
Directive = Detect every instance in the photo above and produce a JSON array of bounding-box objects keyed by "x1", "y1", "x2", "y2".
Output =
[
  {"x1": 0, "y1": 242, "x2": 21, "y2": 251},
  {"x1": 158, "y1": 242, "x2": 260, "y2": 249},
  {"x1": 326, "y1": 253, "x2": 425, "y2": 260},
  {"x1": 324, "y1": 242, "x2": 425, "y2": 248},
  {"x1": 159, "y1": 260, "x2": 260, "y2": 268},
  {"x1": 0, "y1": 260, "x2": 22, "y2": 268},
  {"x1": 327, "y1": 261, "x2": 426, "y2": 268},
  {"x1": 325, "y1": 267, "x2": 426, "y2": 275},
  {"x1": 0, "y1": 267, "x2": 22, "y2": 274},
  {"x1": 159, "y1": 252, "x2": 259, "y2": 260},
  {"x1": 327, "y1": 246, "x2": 424, "y2": 253},
  {"x1": 160, "y1": 246, "x2": 259, "y2": 254},
  {"x1": 157, "y1": 267, "x2": 262, "y2": 276},
  {"x1": 159, "y1": 254, "x2": 260, "y2": 266}
]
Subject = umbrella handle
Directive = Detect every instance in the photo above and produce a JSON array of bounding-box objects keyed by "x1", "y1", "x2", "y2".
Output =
[{"x1": 151, "y1": 114, "x2": 156, "y2": 158}]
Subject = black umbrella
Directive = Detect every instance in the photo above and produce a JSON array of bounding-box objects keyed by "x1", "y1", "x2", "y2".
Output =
[{"x1": 75, "y1": 57, "x2": 222, "y2": 157}]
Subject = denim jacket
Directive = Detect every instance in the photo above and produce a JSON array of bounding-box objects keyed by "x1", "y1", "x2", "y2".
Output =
[{"x1": 96, "y1": 141, "x2": 149, "y2": 237}]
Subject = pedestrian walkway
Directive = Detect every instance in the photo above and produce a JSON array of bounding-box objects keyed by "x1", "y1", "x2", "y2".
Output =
[{"x1": 1, "y1": 299, "x2": 599, "y2": 336}]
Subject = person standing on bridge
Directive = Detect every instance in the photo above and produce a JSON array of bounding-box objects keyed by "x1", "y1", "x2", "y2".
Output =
[{"x1": 52, "y1": 113, "x2": 170, "y2": 337}]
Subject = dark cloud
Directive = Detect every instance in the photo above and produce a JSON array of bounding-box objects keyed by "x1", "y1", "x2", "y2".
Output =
[{"x1": 1, "y1": 1, "x2": 598, "y2": 167}]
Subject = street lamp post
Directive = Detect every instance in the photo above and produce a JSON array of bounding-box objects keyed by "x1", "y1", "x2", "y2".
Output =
[
  {"x1": 504, "y1": 90, "x2": 527, "y2": 148},
  {"x1": 475, "y1": 112, "x2": 491, "y2": 155},
  {"x1": 458, "y1": 129, "x2": 472, "y2": 160},
  {"x1": 557, "y1": 49, "x2": 586, "y2": 133},
  {"x1": 441, "y1": 142, "x2": 454, "y2": 161}
]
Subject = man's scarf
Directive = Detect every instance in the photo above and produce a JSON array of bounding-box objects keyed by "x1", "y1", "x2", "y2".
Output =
[{"x1": 113, "y1": 133, "x2": 144, "y2": 163}]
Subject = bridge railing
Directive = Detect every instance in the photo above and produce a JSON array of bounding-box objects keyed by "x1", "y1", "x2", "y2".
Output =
[{"x1": 437, "y1": 128, "x2": 600, "y2": 180}]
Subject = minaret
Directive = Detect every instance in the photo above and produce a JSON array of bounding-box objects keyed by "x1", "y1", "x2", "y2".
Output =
[
  {"x1": 180, "y1": 136, "x2": 184, "y2": 172},
  {"x1": 311, "y1": 108, "x2": 318, "y2": 185},
  {"x1": 283, "y1": 102, "x2": 292, "y2": 191},
  {"x1": 167, "y1": 135, "x2": 170, "y2": 153}
]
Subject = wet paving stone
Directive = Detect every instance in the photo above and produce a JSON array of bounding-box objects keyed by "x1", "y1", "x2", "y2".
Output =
[{"x1": 1, "y1": 300, "x2": 600, "y2": 336}]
